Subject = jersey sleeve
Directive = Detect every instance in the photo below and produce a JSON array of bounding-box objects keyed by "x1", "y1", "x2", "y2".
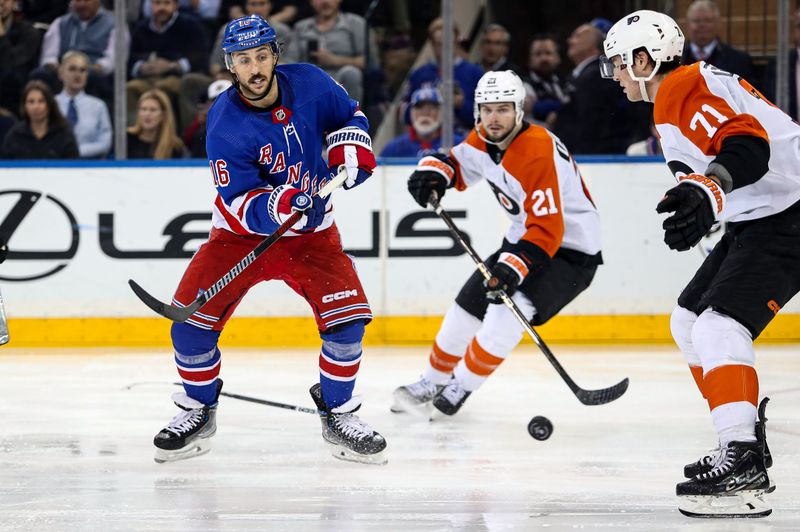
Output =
[
  {"x1": 449, "y1": 130, "x2": 488, "y2": 190},
  {"x1": 504, "y1": 131, "x2": 567, "y2": 257},
  {"x1": 206, "y1": 119, "x2": 279, "y2": 235},
  {"x1": 653, "y1": 64, "x2": 769, "y2": 157}
]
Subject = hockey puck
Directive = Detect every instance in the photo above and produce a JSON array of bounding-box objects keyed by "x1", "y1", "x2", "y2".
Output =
[{"x1": 527, "y1": 416, "x2": 553, "y2": 440}]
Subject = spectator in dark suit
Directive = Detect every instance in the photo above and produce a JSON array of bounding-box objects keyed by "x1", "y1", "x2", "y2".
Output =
[
  {"x1": 1, "y1": 80, "x2": 78, "y2": 159},
  {"x1": 525, "y1": 34, "x2": 567, "y2": 129},
  {"x1": 478, "y1": 24, "x2": 524, "y2": 77},
  {"x1": 20, "y1": 0, "x2": 69, "y2": 24},
  {"x1": 0, "y1": 0, "x2": 41, "y2": 115},
  {"x1": 552, "y1": 22, "x2": 628, "y2": 154},
  {"x1": 681, "y1": 0, "x2": 753, "y2": 79},
  {"x1": 127, "y1": 0, "x2": 212, "y2": 131}
]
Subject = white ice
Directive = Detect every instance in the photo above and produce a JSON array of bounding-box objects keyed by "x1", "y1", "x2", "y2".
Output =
[{"x1": 1, "y1": 345, "x2": 798, "y2": 531}]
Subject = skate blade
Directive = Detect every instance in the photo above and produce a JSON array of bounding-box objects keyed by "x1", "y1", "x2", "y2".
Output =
[
  {"x1": 391, "y1": 392, "x2": 434, "y2": 420},
  {"x1": 678, "y1": 489, "x2": 772, "y2": 518},
  {"x1": 154, "y1": 438, "x2": 212, "y2": 463},
  {"x1": 327, "y1": 442, "x2": 388, "y2": 465}
]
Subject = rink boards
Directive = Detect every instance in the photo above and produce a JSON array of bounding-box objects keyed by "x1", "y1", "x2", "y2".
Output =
[{"x1": 0, "y1": 159, "x2": 797, "y2": 346}]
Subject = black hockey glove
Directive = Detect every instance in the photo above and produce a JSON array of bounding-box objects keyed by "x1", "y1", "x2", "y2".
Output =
[
  {"x1": 656, "y1": 174, "x2": 725, "y2": 252},
  {"x1": 407, "y1": 154, "x2": 456, "y2": 207},
  {"x1": 484, "y1": 252, "x2": 530, "y2": 303}
]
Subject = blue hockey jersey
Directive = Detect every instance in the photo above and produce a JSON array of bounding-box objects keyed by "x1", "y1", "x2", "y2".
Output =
[{"x1": 205, "y1": 63, "x2": 369, "y2": 236}]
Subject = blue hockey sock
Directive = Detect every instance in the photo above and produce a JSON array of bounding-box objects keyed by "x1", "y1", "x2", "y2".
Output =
[
  {"x1": 319, "y1": 320, "x2": 364, "y2": 409},
  {"x1": 172, "y1": 323, "x2": 222, "y2": 405}
]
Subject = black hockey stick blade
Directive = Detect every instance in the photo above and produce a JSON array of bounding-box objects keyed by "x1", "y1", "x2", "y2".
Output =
[
  {"x1": 575, "y1": 377, "x2": 629, "y2": 406},
  {"x1": 128, "y1": 279, "x2": 199, "y2": 322}
]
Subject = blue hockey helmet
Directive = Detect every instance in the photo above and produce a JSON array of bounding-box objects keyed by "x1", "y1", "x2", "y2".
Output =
[{"x1": 222, "y1": 14, "x2": 279, "y2": 67}]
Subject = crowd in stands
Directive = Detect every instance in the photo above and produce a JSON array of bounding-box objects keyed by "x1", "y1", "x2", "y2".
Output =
[{"x1": 0, "y1": 0, "x2": 788, "y2": 161}]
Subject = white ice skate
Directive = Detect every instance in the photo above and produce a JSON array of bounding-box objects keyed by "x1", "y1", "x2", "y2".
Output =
[{"x1": 391, "y1": 377, "x2": 441, "y2": 419}]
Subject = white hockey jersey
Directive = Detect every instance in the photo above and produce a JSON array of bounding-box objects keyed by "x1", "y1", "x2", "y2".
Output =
[
  {"x1": 655, "y1": 62, "x2": 800, "y2": 222},
  {"x1": 447, "y1": 124, "x2": 601, "y2": 257}
]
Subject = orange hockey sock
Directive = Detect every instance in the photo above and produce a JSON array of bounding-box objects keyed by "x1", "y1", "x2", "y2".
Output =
[
  {"x1": 428, "y1": 341, "x2": 461, "y2": 374},
  {"x1": 703, "y1": 364, "x2": 758, "y2": 411},
  {"x1": 463, "y1": 337, "x2": 505, "y2": 377}
]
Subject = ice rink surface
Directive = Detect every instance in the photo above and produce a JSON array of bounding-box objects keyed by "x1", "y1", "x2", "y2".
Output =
[{"x1": 1, "y1": 344, "x2": 798, "y2": 531}]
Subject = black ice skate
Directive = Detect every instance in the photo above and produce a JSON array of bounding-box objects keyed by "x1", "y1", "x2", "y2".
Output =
[
  {"x1": 153, "y1": 380, "x2": 223, "y2": 463},
  {"x1": 391, "y1": 377, "x2": 443, "y2": 418},
  {"x1": 683, "y1": 397, "x2": 773, "y2": 479},
  {"x1": 677, "y1": 440, "x2": 772, "y2": 518},
  {"x1": 432, "y1": 377, "x2": 471, "y2": 416},
  {"x1": 309, "y1": 384, "x2": 387, "y2": 465}
]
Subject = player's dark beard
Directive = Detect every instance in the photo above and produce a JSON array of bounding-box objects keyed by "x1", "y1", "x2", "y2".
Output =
[{"x1": 235, "y1": 62, "x2": 278, "y2": 103}]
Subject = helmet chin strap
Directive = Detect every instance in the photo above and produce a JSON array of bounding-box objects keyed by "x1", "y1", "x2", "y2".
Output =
[{"x1": 639, "y1": 79, "x2": 651, "y2": 103}]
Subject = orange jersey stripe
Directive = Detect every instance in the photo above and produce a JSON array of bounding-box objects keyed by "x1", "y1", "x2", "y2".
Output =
[
  {"x1": 463, "y1": 338, "x2": 505, "y2": 377},
  {"x1": 654, "y1": 63, "x2": 769, "y2": 156},
  {"x1": 429, "y1": 341, "x2": 461, "y2": 373},
  {"x1": 704, "y1": 364, "x2": 759, "y2": 410}
]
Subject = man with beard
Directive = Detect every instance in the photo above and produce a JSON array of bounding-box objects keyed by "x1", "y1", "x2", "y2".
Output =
[
  {"x1": 151, "y1": 14, "x2": 387, "y2": 466},
  {"x1": 380, "y1": 88, "x2": 464, "y2": 157},
  {"x1": 525, "y1": 35, "x2": 567, "y2": 130}
]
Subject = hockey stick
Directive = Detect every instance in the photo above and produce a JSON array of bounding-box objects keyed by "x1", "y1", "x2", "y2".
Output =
[
  {"x1": 128, "y1": 168, "x2": 349, "y2": 322},
  {"x1": 123, "y1": 381, "x2": 320, "y2": 415},
  {"x1": 428, "y1": 194, "x2": 628, "y2": 406},
  {"x1": 0, "y1": 288, "x2": 8, "y2": 346}
]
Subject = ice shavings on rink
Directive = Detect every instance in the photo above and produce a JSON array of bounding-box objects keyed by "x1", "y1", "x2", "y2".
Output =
[{"x1": 0, "y1": 345, "x2": 798, "y2": 530}]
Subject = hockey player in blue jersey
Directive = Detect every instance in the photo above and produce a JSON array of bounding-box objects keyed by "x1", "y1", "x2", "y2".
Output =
[{"x1": 152, "y1": 14, "x2": 387, "y2": 465}]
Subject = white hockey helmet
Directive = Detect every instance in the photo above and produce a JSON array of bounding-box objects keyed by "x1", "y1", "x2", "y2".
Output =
[
  {"x1": 473, "y1": 70, "x2": 525, "y2": 126},
  {"x1": 600, "y1": 10, "x2": 684, "y2": 99}
]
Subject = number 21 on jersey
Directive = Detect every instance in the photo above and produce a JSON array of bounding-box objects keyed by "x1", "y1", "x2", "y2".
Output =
[{"x1": 531, "y1": 188, "x2": 558, "y2": 216}]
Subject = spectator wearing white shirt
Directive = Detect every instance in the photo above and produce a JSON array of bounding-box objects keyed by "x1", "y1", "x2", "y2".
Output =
[{"x1": 55, "y1": 50, "x2": 111, "y2": 158}]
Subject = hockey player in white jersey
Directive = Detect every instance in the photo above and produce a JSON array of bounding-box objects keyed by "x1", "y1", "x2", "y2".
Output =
[
  {"x1": 602, "y1": 10, "x2": 800, "y2": 518},
  {"x1": 393, "y1": 71, "x2": 602, "y2": 418}
]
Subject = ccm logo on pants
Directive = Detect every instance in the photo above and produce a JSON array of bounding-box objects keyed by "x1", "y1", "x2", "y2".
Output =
[{"x1": 322, "y1": 289, "x2": 358, "y2": 303}]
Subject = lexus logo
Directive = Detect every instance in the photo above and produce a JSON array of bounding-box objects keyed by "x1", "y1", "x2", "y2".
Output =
[{"x1": 0, "y1": 190, "x2": 79, "y2": 281}]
